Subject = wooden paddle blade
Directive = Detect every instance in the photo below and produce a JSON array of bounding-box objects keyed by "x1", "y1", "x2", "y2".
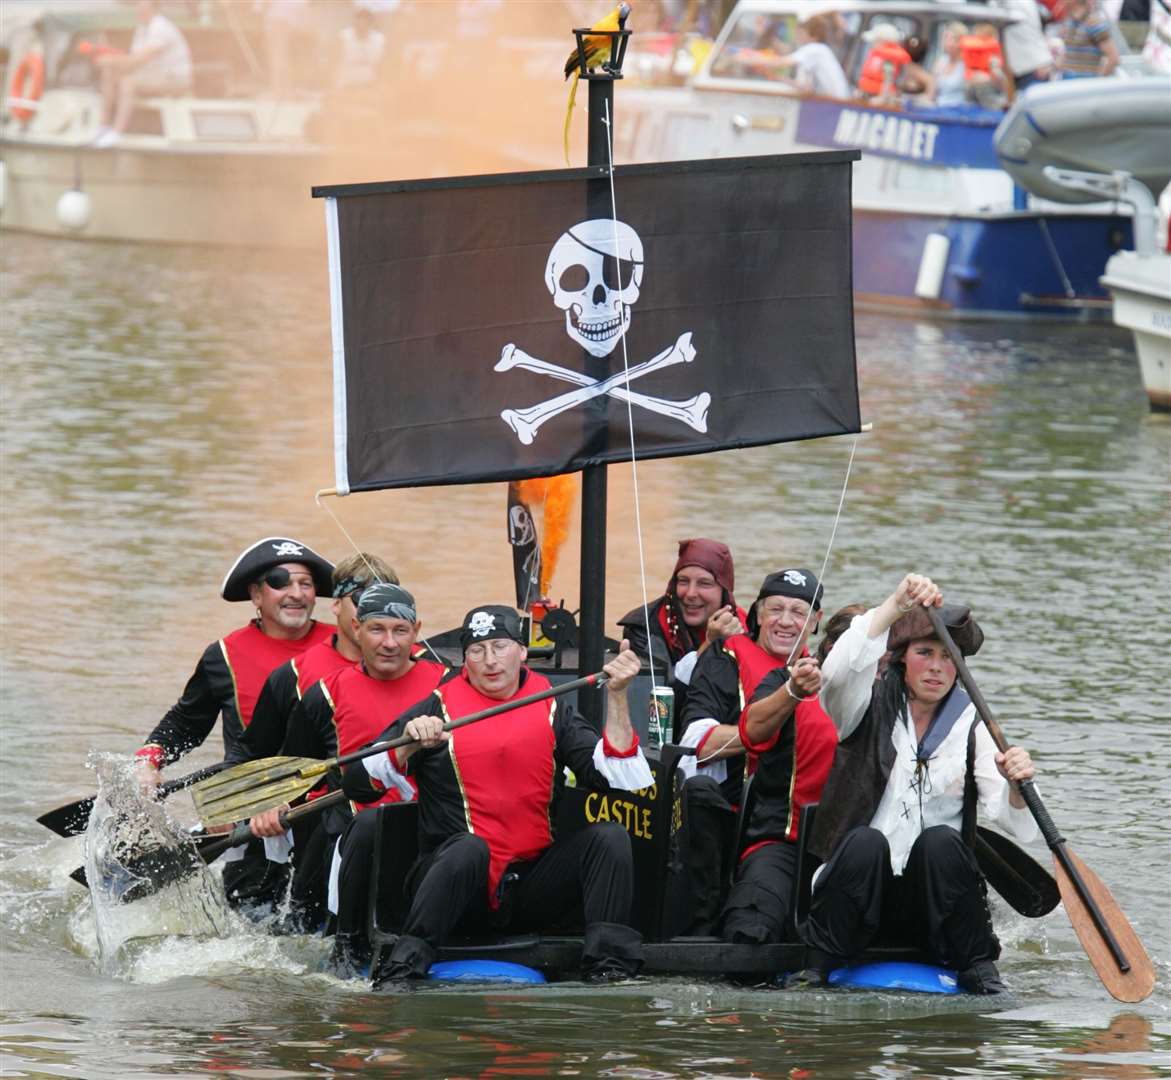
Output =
[
  {"x1": 1054, "y1": 846, "x2": 1155, "y2": 1003},
  {"x1": 189, "y1": 755, "x2": 326, "y2": 827}
]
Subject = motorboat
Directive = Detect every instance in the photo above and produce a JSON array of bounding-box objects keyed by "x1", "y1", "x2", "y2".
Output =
[
  {"x1": 617, "y1": 0, "x2": 1146, "y2": 320},
  {"x1": 0, "y1": 4, "x2": 550, "y2": 249},
  {"x1": 0, "y1": 4, "x2": 328, "y2": 248},
  {"x1": 994, "y1": 76, "x2": 1171, "y2": 410}
]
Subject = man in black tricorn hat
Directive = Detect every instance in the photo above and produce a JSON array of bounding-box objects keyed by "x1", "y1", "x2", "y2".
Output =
[
  {"x1": 343, "y1": 604, "x2": 651, "y2": 986},
  {"x1": 134, "y1": 537, "x2": 335, "y2": 783},
  {"x1": 789, "y1": 572, "x2": 1038, "y2": 994},
  {"x1": 133, "y1": 537, "x2": 334, "y2": 908},
  {"x1": 668, "y1": 567, "x2": 837, "y2": 934}
]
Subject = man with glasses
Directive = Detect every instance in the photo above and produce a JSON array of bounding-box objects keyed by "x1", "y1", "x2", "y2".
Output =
[
  {"x1": 670, "y1": 569, "x2": 830, "y2": 935},
  {"x1": 343, "y1": 604, "x2": 652, "y2": 986}
]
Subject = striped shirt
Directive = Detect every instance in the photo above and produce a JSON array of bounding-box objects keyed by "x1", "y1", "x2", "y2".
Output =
[{"x1": 1059, "y1": 4, "x2": 1112, "y2": 77}]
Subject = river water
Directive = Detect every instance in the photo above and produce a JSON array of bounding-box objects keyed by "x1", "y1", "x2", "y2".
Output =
[{"x1": 1, "y1": 230, "x2": 1168, "y2": 1078}]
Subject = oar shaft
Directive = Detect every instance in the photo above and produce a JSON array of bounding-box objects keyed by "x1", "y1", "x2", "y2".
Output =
[
  {"x1": 924, "y1": 606, "x2": 1132, "y2": 975},
  {"x1": 330, "y1": 670, "x2": 610, "y2": 772}
]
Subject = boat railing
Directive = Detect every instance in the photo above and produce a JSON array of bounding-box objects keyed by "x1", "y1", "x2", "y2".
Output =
[{"x1": 1043, "y1": 166, "x2": 1158, "y2": 255}]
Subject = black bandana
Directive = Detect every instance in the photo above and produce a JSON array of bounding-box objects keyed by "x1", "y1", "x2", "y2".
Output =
[{"x1": 356, "y1": 583, "x2": 417, "y2": 623}]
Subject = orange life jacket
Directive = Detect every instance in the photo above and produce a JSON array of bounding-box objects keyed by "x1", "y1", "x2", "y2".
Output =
[
  {"x1": 857, "y1": 42, "x2": 911, "y2": 96},
  {"x1": 960, "y1": 35, "x2": 1004, "y2": 79}
]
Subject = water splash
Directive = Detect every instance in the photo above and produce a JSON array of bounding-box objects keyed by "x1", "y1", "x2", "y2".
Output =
[{"x1": 84, "y1": 752, "x2": 232, "y2": 973}]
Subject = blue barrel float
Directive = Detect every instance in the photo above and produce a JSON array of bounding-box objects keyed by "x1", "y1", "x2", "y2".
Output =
[
  {"x1": 828, "y1": 962, "x2": 958, "y2": 994},
  {"x1": 428, "y1": 959, "x2": 547, "y2": 984}
]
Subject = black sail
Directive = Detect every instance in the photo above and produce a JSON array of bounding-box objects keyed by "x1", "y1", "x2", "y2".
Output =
[{"x1": 315, "y1": 152, "x2": 861, "y2": 493}]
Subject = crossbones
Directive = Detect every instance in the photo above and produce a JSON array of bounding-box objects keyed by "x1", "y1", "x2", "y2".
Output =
[{"x1": 496, "y1": 333, "x2": 709, "y2": 445}]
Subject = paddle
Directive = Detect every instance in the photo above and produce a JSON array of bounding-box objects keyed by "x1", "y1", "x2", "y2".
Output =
[
  {"x1": 38, "y1": 761, "x2": 230, "y2": 838},
  {"x1": 70, "y1": 789, "x2": 347, "y2": 901},
  {"x1": 190, "y1": 671, "x2": 611, "y2": 827},
  {"x1": 926, "y1": 605, "x2": 1155, "y2": 1002}
]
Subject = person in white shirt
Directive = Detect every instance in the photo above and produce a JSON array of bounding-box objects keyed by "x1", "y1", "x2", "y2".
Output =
[
  {"x1": 336, "y1": 6, "x2": 387, "y2": 89},
  {"x1": 95, "y1": 0, "x2": 192, "y2": 147},
  {"x1": 1001, "y1": 0, "x2": 1054, "y2": 90},
  {"x1": 769, "y1": 14, "x2": 851, "y2": 99},
  {"x1": 788, "y1": 573, "x2": 1038, "y2": 995}
]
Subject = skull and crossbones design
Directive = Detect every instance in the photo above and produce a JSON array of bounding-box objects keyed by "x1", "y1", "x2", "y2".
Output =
[{"x1": 496, "y1": 219, "x2": 709, "y2": 446}]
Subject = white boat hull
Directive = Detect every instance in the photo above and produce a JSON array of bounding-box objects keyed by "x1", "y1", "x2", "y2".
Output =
[
  {"x1": 1101, "y1": 250, "x2": 1171, "y2": 411},
  {"x1": 0, "y1": 138, "x2": 325, "y2": 249}
]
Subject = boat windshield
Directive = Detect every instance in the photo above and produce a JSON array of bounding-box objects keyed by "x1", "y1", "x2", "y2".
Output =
[{"x1": 707, "y1": 8, "x2": 863, "y2": 84}]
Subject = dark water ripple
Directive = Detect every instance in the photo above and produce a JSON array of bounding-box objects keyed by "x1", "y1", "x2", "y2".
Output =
[{"x1": 1, "y1": 232, "x2": 1168, "y2": 1078}]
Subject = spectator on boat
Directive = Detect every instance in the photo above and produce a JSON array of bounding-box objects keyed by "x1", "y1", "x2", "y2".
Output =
[
  {"x1": 1057, "y1": 0, "x2": 1121, "y2": 76},
  {"x1": 616, "y1": 538, "x2": 743, "y2": 722},
  {"x1": 960, "y1": 23, "x2": 1009, "y2": 108},
  {"x1": 342, "y1": 606, "x2": 651, "y2": 986},
  {"x1": 671, "y1": 568, "x2": 831, "y2": 935},
  {"x1": 788, "y1": 574, "x2": 1038, "y2": 995},
  {"x1": 261, "y1": 0, "x2": 311, "y2": 99},
  {"x1": 250, "y1": 583, "x2": 448, "y2": 954},
  {"x1": 134, "y1": 537, "x2": 334, "y2": 907},
  {"x1": 855, "y1": 23, "x2": 911, "y2": 104},
  {"x1": 1142, "y1": 0, "x2": 1171, "y2": 73},
  {"x1": 897, "y1": 35, "x2": 936, "y2": 102},
  {"x1": 932, "y1": 22, "x2": 971, "y2": 107},
  {"x1": 93, "y1": 0, "x2": 192, "y2": 148},
  {"x1": 720, "y1": 603, "x2": 865, "y2": 946},
  {"x1": 336, "y1": 5, "x2": 387, "y2": 89},
  {"x1": 764, "y1": 15, "x2": 851, "y2": 99},
  {"x1": 1001, "y1": 0, "x2": 1055, "y2": 91}
]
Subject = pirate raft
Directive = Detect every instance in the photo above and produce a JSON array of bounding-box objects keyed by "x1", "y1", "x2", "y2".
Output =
[
  {"x1": 293, "y1": 59, "x2": 1060, "y2": 988},
  {"x1": 64, "y1": 23, "x2": 1150, "y2": 999}
]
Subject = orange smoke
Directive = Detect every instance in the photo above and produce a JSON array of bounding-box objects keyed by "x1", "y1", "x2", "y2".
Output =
[{"x1": 514, "y1": 474, "x2": 579, "y2": 596}]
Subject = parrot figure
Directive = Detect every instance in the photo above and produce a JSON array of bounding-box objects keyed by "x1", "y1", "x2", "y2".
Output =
[{"x1": 563, "y1": 3, "x2": 631, "y2": 165}]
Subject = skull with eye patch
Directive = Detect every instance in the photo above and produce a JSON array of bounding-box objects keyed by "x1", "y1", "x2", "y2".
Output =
[{"x1": 545, "y1": 219, "x2": 644, "y2": 358}]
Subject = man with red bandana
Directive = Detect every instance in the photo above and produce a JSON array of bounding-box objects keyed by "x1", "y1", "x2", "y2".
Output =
[
  {"x1": 672, "y1": 568, "x2": 839, "y2": 934},
  {"x1": 342, "y1": 604, "x2": 651, "y2": 987},
  {"x1": 617, "y1": 538, "x2": 745, "y2": 722}
]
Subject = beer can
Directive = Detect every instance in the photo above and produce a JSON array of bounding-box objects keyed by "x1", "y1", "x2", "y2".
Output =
[{"x1": 648, "y1": 686, "x2": 674, "y2": 749}]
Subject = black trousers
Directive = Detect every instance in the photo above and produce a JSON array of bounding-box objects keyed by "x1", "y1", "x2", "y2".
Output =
[
  {"x1": 801, "y1": 825, "x2": 1000, "y2": 970},
  {"x1": 334, "y1": 809, "x2": 381, "y2": 939},
  {"x1": 383, "y1": 824, "x2": 643, "y2": 978},
  {"x1": 677, "y1": 775, "x2": 738, "y2": 936},
  {"x1": 720, "y1": 840, "x2": 799, "y2": 945}
]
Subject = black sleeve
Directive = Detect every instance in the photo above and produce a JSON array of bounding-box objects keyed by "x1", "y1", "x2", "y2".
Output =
[
  {"x1": 139, "y1": 643, "x2": 226, "y2": 765},
  {"x1": 748, "y1": 667, "x2": 791, "y2": 705},
  {"x1": 239, "y1": 661, "x2": 298, "y2": 762},
  {"x1": 616, "y1": 605, "x2": 652, "y2": 661},
  {"x1": 281, "y1": 680, "x2": 338, "y2": 761},
  {"x1": 678, "y1": 645, "x2": 741, "y2": 728},
  {"x1": 339, "y1": 689, "x2": 443, "y2": 803}
]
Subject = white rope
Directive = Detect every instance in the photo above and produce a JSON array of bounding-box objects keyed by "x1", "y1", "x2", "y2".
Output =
[
  {"x1": 782, "y1": 433, "x2": 861, "y2": 669},
  {"x1": 696, "y1": 433, "x2": 863, "y2": 765},
  {"x1": 602, "y1": 99, "x2": 659, "y2": 695},
  {"x1": 313, "y1": 489, "x2": 445, "y2": 666}
]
